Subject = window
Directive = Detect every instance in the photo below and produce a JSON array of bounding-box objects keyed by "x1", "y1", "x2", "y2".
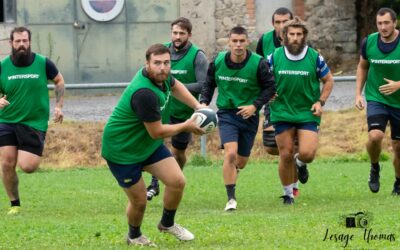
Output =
[
  {"x1": 81, "y1": 0, "x2": 124, "y2": 22},
  {"x1": 0, "y1": 0, "x2": 16, "y2": 23}
]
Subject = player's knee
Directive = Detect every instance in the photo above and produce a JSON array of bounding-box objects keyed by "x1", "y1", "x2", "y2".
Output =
[
  {"x1": 236, "y1": 159, "x2": 247, "y2": 169},
  {"x1": 224, "y1": 151, "x2": 237, "y2": 164},
  {"x1": 134, "y1": 202, "x2": 147, "y2": 214},
  {"x1": 279, "y1": 150, "x2": 294, "y2": 163},
  {"x1": 299, "y1": 151, "x2": 316, "y2": 163},
  {"x1": 265, "y1": 146, "x2": 279, "y2": 155},
  {"x1": 1, "y1": 157, "x2": 17, "y2": 169},
  {"x1": 368, "y1": 130, "x2": 384, "y2": 143},
  {"x1": 170, "y1": 176, "x2": 186, "y2": 191},
  {"x1": 392, "y1": 141, "x2": 400, "y2": 156},
  {"x1": 19, "y1": 162, "x2": 40, "y2": 173}
]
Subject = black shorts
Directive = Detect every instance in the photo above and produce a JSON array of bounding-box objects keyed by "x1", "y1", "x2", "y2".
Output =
[
  {"x1": 170, "y1": 116, "x2": 192, "y2": 150},
  {"x1": 217, "y1": 109, "x2": 259, "y2": 157},
  {"x1": 367, "y1": 101, "x2": 400, "y2": 140},
  {"x1": 0, "y1": 123, "x2": 46, "y2": 156},
  {"x1": 107, "y1": 144, "x2": 172, "y2": 188}
]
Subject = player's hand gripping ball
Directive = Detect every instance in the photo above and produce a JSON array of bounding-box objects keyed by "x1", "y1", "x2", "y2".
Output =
[{"x1": 191, "y1": 108, "x2": 218, "y2": 134}]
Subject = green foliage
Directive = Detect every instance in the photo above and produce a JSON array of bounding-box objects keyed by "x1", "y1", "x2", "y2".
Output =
[
  {"x1": 188, "y1": 154, "x2": 213, "y2": 167},
  {"x1": 0, "y1": 162, "x2": 399, "y2": 249}
]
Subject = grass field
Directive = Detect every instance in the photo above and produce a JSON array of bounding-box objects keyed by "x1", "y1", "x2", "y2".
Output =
[{"x1": 0, "y1": 160, "x2": 399, "y2": 249}]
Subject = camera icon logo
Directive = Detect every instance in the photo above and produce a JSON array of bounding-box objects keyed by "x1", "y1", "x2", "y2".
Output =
[{"x1": 342, "y1": 211, "x2": 372, "y2": 228}]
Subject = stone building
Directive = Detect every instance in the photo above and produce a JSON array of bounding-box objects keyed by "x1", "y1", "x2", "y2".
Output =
[{"x1": 182, "y1": 0, "x2": 358, "y2": 68}]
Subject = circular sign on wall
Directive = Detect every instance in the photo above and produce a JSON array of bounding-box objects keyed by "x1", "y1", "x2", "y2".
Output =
[{"x1": 81, "y1": 0, "x2": 125, "y2": 22}]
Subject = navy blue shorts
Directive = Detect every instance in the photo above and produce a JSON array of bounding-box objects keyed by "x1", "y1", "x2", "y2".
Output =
[
  {"x1": 367, "y1": 101, "x2": 400, "y2": 140},
  {"x1": 0, "y1": 123, "x2": 46, "y2": 156},
  {"x1": 217, "y1": 109, "x2": 259, "y2": 157},
  {"x1": 273, "y1": 121, "x2": 319, "y2": 135},
  {"x1": 107, "y1": 144, "x2": 172, "y2": 188},
  {"x1": 170, "y1": 116, "x2": 192, "y2": 150}
]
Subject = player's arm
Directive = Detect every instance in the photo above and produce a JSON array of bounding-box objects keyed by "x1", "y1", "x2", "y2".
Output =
[
  {"x1": 132, "y1": 89, "x2": 203, "y2": 138},
  {"x1": 355, "y1": 57, "x2": 369, "y2": 110},
  {"x1": 46, "y1": 58, "x2": 65, "y2": 123},
  {"x1": 238, "y1": 58, "x2": 275, "y2": 119},
  {"x1": 0, "y1": 66, "x2": 9, "y2": 109},
  {"x1": 0, "y1": 95, "x2": 9, "y2": 109},
  {"x1": 183, "y1": 51, "x2": 208, "y2": 95},
  {"x1": 171, "y1": 79, "x2": 204, "y2": 110},
  {"x1": 199, "y1": 61, "x2": 217, "y2": 105},
  {"x1": 319, "y1": 72, "x2": 334, "y2": 104},
  {"x1": 355, "y1": 38, "x2": 369, "y2": 110},
  {"x1": 311, "y1": 55, "x2": 334, "y2": 116},
  {"x1": 255, "y1": 36, "x2": 264, "y2": 57}
]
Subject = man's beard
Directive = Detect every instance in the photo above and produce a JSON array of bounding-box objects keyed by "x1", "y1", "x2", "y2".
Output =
[
  {"x1": 12, "y1": 46, "x2": 31, "y2": 65},
  {"x1": 284, "y1": 37, "x2": 306, "y2": 55},
  {"x1": 173, "y1": 39, "x2": 188, "y2": 50},
  {"x1": 147, "y1": 69, "x2": 169, "y2": 83}
]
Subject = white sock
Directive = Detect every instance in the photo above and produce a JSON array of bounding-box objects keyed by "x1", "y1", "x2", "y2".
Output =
[
  {"x1": 293, "y1": 182, "x2": 299, "y2": 189},
  {"x1": 283, "y1": 184, "x2": 294, "y2": 198},
  {"x1": 294, "y1": 153, "x2": 306, "y2": 167}
]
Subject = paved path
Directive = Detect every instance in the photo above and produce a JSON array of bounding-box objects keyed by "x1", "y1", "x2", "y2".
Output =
[{"x1": 51, "y1": 81, "x2": 357, "y2": 122}]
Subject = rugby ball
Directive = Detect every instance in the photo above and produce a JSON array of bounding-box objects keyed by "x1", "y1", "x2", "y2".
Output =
[{"x1": 191, "y1": 108, "x2": 218, "y2": 134}]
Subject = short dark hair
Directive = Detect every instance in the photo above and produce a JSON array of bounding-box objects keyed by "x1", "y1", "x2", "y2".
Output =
[
  {"x1": 229, "y1": 26, "x2": 248, "y2": 37},
  {"x1": 10, "y1": 26, "x2": 31, "y2": 41},
  {"x1": 272, "y1": 7, "x2": 293, "y2": 23},
  {"x1": 145, "y1": 43, "x2": 171, "y2": 61},
  {"x1": 377, "y1": 7, "x2": 397, "y2": 22},
  {"x1": 171, "y1": 17, "x2": 192, "y2": 34}
]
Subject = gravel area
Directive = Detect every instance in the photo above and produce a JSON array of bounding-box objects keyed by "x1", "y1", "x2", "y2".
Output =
[{"x1": 51, "y1": 81, "x2": 357, "y2": 122}]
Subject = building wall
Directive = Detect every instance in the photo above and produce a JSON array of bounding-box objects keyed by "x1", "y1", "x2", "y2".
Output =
[
  {"x1": 255, "y1": 0, "x2": 292, "y2": 34},
  {"x1": 0, "y1": 0, "x2": 359, "y2": 83},
  {"x1": 180, "y1": 0, "x2": 216, "y2": 58},
  {"x1": 304, "y1": 0, "x2": 358, "y2": 65}
]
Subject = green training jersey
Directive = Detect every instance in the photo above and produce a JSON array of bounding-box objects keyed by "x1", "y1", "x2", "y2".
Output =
[
  {"x1": 0, "y1": 54, "x2": 50, "y2": 131},
  {"x1": 166, "y1": 42, "x2": 199, "y2": 120},
  {"x1": 261, "y1": 30, "x2": 278, "y2": 58},
  {"x1": 101, "y1": 69, "x2": 172, "y2": 164},
  {"x1": 365, "y1": 32, "x2": 400, "y2": 108},
  {"x1": 214, "y1": 51, "x2": 261, "y2": 109},
  {"x1": 270, "y1": 47, "x2": 321, "y2": 124}
]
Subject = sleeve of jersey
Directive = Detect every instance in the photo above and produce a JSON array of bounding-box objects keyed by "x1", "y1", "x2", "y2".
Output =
[
  {"x1": 316, "y1": 55, "x2": 330, "y2": 79},
  {"x1": 255, "y1": 37, "x2": 264, "y2": 57},
  {"x1": 45, "y1": 58, "x2": 59, "y2": 80},
  {"x1": 131, "y1": 89, "x2": 161, "y2": 122},
  {"x1": 360, "y1": 37, "x2": 367, "y2": 60},
  {"x1": 199, "y1": 61, "x2": 216, "y2": 105},
  {"x1": 268, "y1": 55, "x2": 274, "y2": 71}
]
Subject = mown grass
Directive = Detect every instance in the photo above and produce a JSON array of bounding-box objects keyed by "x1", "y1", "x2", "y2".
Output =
[{"x1": 1, "y1": 160, "x2": 399, "y2": 249}]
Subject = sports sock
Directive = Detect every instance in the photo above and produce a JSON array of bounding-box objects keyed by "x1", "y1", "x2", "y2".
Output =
[
  {"x1": 283, "y1": 184, "x2": 294, "y2": 198},
  {"x1": 225, "y1": 184, "x2": 236, "y2": 201},
  {"x1": 395, "y1": 176, "x2": 400, "y2": 183},
  {"x1": 10, "y1": 199, "x2": 20, "y2": 207},
  {"x1": 160, "y1": 208, "x2": 177, "y2": 228},
  {"x1": 371, "y1": 162, "x2": 380, "y2": 171},
  {"x1": 292, "y1": 182, "x2": 299, "y2": 189},
  {"x1": 128, "y1": 224, "x2": 142, "y2": 239},
  {"x1": 151, "y1": 176, "x2": 159, "y2": 187},
  {"x1": 294, "y1": 153, "x2": 306, "y2": 167}
]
